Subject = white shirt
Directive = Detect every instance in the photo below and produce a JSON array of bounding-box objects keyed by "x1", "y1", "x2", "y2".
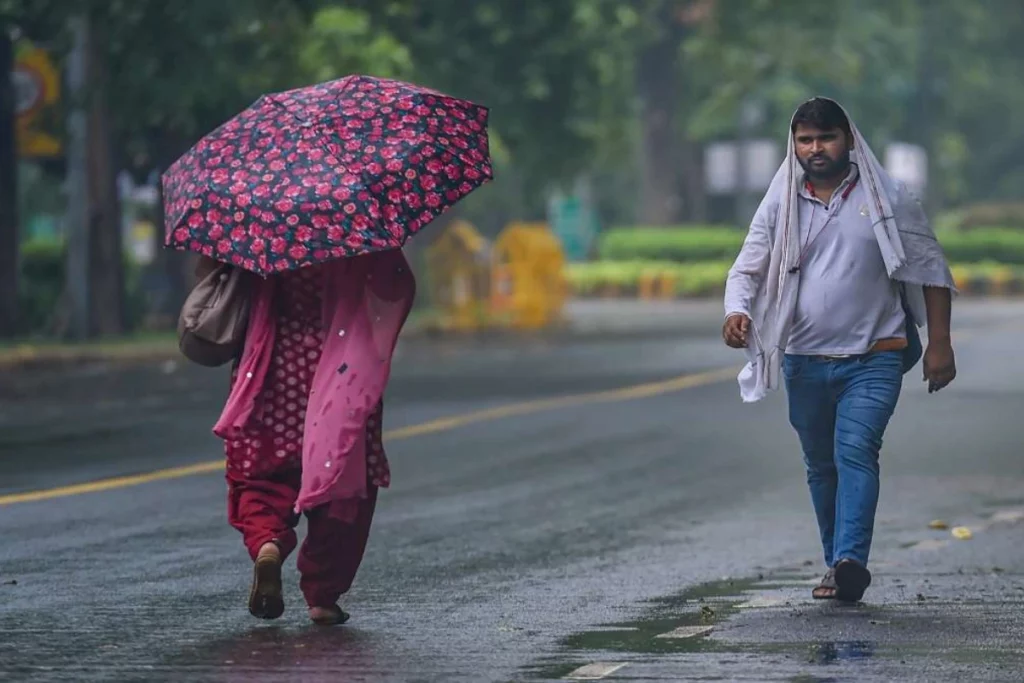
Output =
[{"x1": 785, "y1": 165, "x2": 906, "y2": 355}]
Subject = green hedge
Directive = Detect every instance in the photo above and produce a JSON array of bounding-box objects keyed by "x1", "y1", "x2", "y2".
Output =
[
  {"x1": 565, "y1": 260, "x2": 732, "y2": 297},
  {"x1": 936, "y1": 229, "x2": 1024, "y2": 264},
  {"x1": 598, "y1": 226, "x2": 744, "y2": 262},
  {"x1": 957, "y1": 202, "x2": 1024, "y2": 230},
  {"x1": 18, "y1": 239, "x2": 145, "y2": 335},
  {"x1": 598, "y1": 225, "x2": 1024, "y2": 265},
  {"x1": 567, "y1": 259, "x2": 1024, "y2": 297},
  {"x1": 19, "y1": 240, "x2": 68, "y2": 334}
]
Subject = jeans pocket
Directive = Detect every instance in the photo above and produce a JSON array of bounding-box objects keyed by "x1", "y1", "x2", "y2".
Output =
[{"x1": 782, "y1": 355, "x2": 804, "y2": 380}]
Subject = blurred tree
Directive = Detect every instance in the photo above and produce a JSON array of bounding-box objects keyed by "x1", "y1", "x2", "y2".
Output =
[
  {"x1": 343, "y1": 0, "x2": 621, "y2": 197},
  {"x1": 688, "y1": 0, "x2": 1024, "y2": 210},
  {"x1": 297, "y1": 6, "x2": 412, "y2": 83},
  {"x1": 3, "y1": 0, "x2": 1023, "y2": 334},
  {"x1": 0, "y1": 23, "x2": 15, "y2": 337},
  {"x1": 911, "y1": 0, "x2": 1024, "y2": 205},
  {"x1": 3, "y1": 0, "x2": 416, "y2": 333}
]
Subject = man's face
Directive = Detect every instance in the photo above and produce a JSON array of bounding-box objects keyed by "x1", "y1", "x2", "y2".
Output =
[{"x1": 794, "y1": 123, "x2": 852, "y2": 180}]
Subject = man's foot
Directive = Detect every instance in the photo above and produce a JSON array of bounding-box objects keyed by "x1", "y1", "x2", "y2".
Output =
[
  {"x1": 308, "y1": 604, "x2": 350, "y2": 626},
  {"x1": 812, "y1": 568, "x2": 837, "y2": 599},
  {"x1": 248, "y1": 542, "x2": 284, "y2": 619},
  {"x1": 834, "y1": 558, "x2": 871, "y2": 603}
]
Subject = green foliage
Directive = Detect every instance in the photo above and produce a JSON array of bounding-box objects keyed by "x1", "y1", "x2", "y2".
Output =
[
  {"x1": 10, "y1": 0, "x2": 1022, "y2": 208},
  {"x1": 10, "y1": 0, "x2": 1024, "y2": 277},
  {"x1": 936, "y1": 229, "x2": 1024, "y2": 265},
  {"x1": 342, "y1": 0, "x2": 627, "y2": 188},
  {"x1": 598, "y1": 226, "x2": 745, "y2": 262},
  {"x1": 955, "y1": 203, "x2": 1024, "y2": 230},
  {"x1": 18, "y1": 240, "x2": 65, "y2": 334},
  {"x1": 565, "y1": 260, "x2": 732, "y2": 297},
  {"x1": 18, "y1": 239, "x2": 146, "y2": 335},
  {"x1": 599, "y1": 226, "x2": 1024, "y2": 265},
  {"x1": 297, "y1": 7, "x2": 412, "y2": 83},
  {"x1": 569, "y1": 258, "x2": 1024, "y2": 298}
]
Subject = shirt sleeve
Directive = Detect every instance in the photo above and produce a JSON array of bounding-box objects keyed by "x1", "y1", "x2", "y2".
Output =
[{"x1": 724, "y1": 198, "x2": 775, "y2": 319}]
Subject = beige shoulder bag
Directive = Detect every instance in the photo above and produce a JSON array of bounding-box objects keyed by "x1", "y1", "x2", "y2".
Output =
[{"x1": 177, "y1": 263, "x2": 251, "y2": 367}]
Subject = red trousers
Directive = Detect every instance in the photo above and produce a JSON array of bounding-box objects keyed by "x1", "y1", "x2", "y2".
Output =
[{"x1": 227, "y1": 469, "x2": 377, "y2": 608}]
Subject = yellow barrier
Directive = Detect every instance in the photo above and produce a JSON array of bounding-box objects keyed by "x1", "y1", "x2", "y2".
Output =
[
  {"x1": 424, "y1": 220, "x2": 492, "y2": 331},
  {"x1": 990, "y1": 266, "x2": 1013, "y2": 296},
  {"x1": 490, "y1": 222, "x2": 566, "y2": 329}
]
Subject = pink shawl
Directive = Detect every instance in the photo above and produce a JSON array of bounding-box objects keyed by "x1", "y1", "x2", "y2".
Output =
[{"x1": 213, "y1": 250, "x2": 415, "y2": 520}]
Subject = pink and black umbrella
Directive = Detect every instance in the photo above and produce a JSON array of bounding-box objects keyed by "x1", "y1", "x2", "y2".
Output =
[{"x1": 162, "y1": 75, "x2": 492, "y2": 276}]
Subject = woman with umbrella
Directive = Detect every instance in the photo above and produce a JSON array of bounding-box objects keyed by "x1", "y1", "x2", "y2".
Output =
[{"x1": 165, "y1": 76, "x2": 491, "y2": 625}]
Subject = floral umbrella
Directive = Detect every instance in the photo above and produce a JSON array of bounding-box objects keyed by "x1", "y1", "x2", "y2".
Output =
[{"x1": 162, "y1": 75, "x2": 492, "y2": 276}]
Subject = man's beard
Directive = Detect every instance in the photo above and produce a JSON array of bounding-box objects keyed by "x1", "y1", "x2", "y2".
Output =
[{"x1": 798, "y1": 149, "x2": 851, "y2": 181}]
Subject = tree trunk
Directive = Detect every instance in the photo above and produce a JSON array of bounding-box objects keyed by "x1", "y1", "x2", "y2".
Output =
[
  {"x1": 635, "y1": 21, "x2": 683, "y2": 226},
  {"x1": 153, "y1": 132, "x2": 193, "y2": 317},
  {"x1": 906, "y1": 0, "x2": 940, "y2": 213},
  {"x1": 635, "y1": 2, "x2": 712, "y2": 225},
  {"x1": 85, "y1": 21, "x2": 125, "y2": 336},
  {"x1": 0, "y1": 29, "x2": 18, "y2": 337},
  {"x1": 678, "y1": 139, "x2": 706, "y2": 222},
  {"x1": 65, "y1": 14, "x2": 92, "y2": 339}
]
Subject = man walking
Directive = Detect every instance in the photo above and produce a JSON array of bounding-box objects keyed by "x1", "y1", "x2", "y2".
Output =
[{"x1": 722, "y1": 97, "x2": 957, "y2": 602}]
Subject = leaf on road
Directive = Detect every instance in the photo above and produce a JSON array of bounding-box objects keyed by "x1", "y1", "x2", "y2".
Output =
[{"x1": 951, "y1": 526, "x2": 974, "y2": 540}]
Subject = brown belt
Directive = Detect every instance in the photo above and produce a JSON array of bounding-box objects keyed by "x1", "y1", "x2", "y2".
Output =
[{"x1": 869, "y1": 337, "x2": 908, "y2": 352}]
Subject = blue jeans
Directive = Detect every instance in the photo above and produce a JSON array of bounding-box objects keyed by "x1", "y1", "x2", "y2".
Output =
[{"x1": 783, "y1": 351, "x2": 903, "y2": 568}]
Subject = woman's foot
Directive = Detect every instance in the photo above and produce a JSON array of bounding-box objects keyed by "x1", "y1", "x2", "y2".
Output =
[
  {"x1": 248, "y1": 542, "x2": 284, "y2": 619},
  {"x1": 812, "y1": 568, "x2": 837, "y2": 600},
  {"x1": 308, "y1": 604, "x2": 350, "y2": 626}
]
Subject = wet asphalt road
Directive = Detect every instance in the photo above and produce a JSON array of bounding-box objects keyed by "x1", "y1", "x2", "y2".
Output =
[{"x1": 2, "y1": 300, "x2": 1024, "y2": 682}]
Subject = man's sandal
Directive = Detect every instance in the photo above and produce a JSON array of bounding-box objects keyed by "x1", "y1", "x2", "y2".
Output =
[
  {"x1": 812, "y1": 568, "x2": 837, "y2": 600},
  {"x1": 834, "y1": 559, "x2": 871, "y2": 603}
]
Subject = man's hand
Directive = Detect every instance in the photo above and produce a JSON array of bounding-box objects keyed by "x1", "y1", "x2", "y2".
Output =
[
  {"x1": 923, "y1": 338, "x2": 956, "y2": 393},
  {"x1": 921, "y1": 286, "x2": 955, "y2": 394},
  {"x1": 723, "y1": 314, "x2": 751, "y2": 348}
]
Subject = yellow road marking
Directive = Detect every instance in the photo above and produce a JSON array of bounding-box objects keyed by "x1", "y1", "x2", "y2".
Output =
[
  {"x1": 0, "y1": 461, "x2": 226, "y2": 506},
  {"x1": 0, "y1": 366, "x2": 737, "y2": 507},
  {"x1": 386, "y1": 366, "x2": 738, "y2": 439}
]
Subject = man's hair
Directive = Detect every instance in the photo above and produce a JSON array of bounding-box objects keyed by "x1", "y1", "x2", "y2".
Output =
[{"x1": 791, "y1": 98, "x2": 852, "y2": 138}]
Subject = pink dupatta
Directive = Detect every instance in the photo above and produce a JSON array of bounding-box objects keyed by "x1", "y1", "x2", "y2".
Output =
[{"x1": 213, "y1": 250, "x2": 415, "y2": 520}]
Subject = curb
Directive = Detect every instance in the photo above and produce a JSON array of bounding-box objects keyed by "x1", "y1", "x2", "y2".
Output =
[{"x1": 0, "y1": 342, "x2": 182, "y2": 371}]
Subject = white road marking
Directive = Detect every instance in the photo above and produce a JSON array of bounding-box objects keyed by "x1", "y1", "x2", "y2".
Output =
[
  {"x1": 565, "y1": 662, "x2": 628, "y2": 680},
  {"x1": 655, "y1": 625, "x2": 714, "y2": 639}
]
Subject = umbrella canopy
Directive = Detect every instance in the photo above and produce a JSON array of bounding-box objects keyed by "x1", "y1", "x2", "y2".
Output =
[{"x1": 162, "y1": 75, "x2": 492, "y2": 276}]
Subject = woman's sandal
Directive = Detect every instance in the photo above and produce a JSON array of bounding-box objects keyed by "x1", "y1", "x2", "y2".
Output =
[
  {"x1": 248, "y1": 543, "x2": 285, "y2": 620},
  {"x1": 834, "y1": 558, "x2": 872, "y2": 603},
  {"x1": 812, "y1": 568, "x2": 837, "y2": 600},
  {"x1": 309, "y1": 604, "x2": 351, "y2": 626}
]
